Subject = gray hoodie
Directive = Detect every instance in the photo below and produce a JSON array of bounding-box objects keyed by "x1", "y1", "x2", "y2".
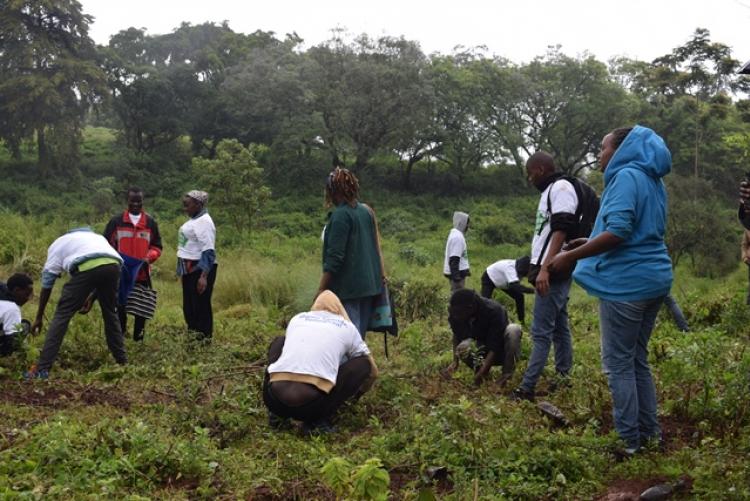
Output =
[{"x1": 453, "y1": 211, "x2": 469, "y2": 233}]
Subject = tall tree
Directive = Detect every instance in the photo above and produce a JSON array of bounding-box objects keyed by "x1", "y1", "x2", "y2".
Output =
[
  {"x1": 306, "y1": 33, "x2": 430, "y2": 171},
  {"x1": 484, "y1": 49, "x2": 632, "y2": 175},
  {"x1": 430, "y1": 51, "x2": 494, "y2": 186},
  {"x1": 612, "y1": 29, "x2": 750, "y2": 181},
  {"x1": 0, "y1": 0, "x2": 107, "y2": 172},
  {"x1": 100, "y1": 23, "x2": 284, "y2": 154}
]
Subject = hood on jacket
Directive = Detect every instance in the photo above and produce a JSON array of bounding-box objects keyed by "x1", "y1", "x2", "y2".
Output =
[
  {"x1": 604, "y1": 125, "x2": 671, "y2": 186},
  {"x1": 311, "y1": 290, "x2": 351, "y2": 322},
  {"x1": 453, "y1": 211, "x2": 469, "y2": 233}
]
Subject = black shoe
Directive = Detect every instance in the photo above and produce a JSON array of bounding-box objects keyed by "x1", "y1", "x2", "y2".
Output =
[
  {"x1": 612, "y1": 446, "x2": 640, "y2": 462},
  {"x1": 509, "y1": 387, "x2": 535, "y2": 402},
  {"x1": 302, "y1": 418, "x2": 337, "y2": 436},
  {"x1": 640, "y1": 434, "x2": 665, "y2": 452},
  {"x1": 548, "y1": 373, "x2": 572, "y2": 393},
  {"x1": 268, "y1": 412, "x2": 292, "y2": 431}
]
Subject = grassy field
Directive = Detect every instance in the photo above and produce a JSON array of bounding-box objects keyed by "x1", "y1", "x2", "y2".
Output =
[{"x1": 1, "y1": 197, "x2": 750, "y2": 500}]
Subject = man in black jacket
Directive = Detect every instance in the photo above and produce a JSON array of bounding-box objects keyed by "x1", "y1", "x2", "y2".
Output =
[{"x1": 442, "y1": 289, "x2": 522, "y2": 387}]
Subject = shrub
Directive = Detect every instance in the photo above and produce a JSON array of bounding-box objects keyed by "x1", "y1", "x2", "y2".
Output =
[
  {"x1": 390, "y1": 277, "x2": 446, "y2": 322},
  {"x1": 475, "y1": 215, "x2": 530, "y2": 246}
]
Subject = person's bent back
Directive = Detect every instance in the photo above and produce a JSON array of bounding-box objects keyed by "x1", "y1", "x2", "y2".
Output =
[{"x1": 262, "y1": 291, "x2": 377, "y2": 434}]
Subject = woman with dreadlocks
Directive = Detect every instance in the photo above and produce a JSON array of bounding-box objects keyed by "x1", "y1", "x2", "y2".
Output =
[{"x1": 318, "y1": 167, "x2": 383, "y2": 338}]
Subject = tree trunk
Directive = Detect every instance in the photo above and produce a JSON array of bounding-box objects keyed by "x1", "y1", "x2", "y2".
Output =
[
  {"x1": 402, "y1": 157, "x2": 417, "y2": 191},
  {"x1": 354, "y1": 152, "x2": 368, "y2": 173},
  {"x1": 37, "y1": 126, "x2": 50, "y2": 175}
]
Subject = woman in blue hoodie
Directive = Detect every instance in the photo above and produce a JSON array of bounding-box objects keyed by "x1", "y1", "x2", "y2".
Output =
[{"x1": 549, "y1": 126, "x2": 673, "y2": 454}]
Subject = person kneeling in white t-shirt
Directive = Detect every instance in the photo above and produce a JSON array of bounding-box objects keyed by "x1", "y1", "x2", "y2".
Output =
[
  {"x1": 263, "y1": 291, "x2": 378, "y2": 434},
  {"x1": 0, "y1": 273, "x2": 34, "y2": 356}
]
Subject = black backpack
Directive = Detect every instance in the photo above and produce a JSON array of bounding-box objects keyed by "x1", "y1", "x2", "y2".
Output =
[
  {"x1": 528, "y1": 175, "x2": 600, "y2": 283},
  {"x1": 546, "y1": 175, "x2": 600, "y2": 240}
]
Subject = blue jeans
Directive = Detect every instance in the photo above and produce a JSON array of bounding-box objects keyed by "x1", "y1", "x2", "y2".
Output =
[
  {"x1": 519, "y1": 278, "x2": 573, "y2": 393},
  {"x1": 600, "y1": 297, "x2": 663, "y2": 449},
  {"x1": 343, "y1": 296, "x2": 376, "y2": 339}
]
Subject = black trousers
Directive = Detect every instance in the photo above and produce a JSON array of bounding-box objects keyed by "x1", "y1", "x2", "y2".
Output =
[
  {"x1": 181, "y1": 264, "x2": 217, "y2": 339},
  {"x1": 262, "y1": 336, "x2": 371, "y2": 423},
  {"x1": 0, "y1": 334, "x2": 18, "y2": 356},
  {"x1": 37, "y1": 264, "x2": 126, "y2": 371},
  {"x1": 119, "y1": 279, "x2": 149, "y2": 340},
  {"x1": 481, "y1": 271, "x2": 527, "y2": 324}
]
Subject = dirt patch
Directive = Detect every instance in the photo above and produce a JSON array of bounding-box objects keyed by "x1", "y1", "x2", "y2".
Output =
[
  {"x1": 388, "y1": 465, "x2": 454, "y2": 497},
  {"x1": 248, "y1": 482, "x2": 335, "y2": 500},
  {"x1": 596, "y1": 409, "x2": 700, "y2": 451},
  {"x1": 0, "y1": 381, "x2": 130, "y2": 410},
  {"x1": 596, "y1": 476, "x2": 693, "y2": 501},
  {"x1": 660, "y1": 414, "x2": 701, "y2": 451},
  {"x1": 597, "y1": 477, "x2": 667, "y2": 501}
]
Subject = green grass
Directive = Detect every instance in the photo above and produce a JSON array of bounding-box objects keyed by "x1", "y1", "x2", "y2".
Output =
[{"x1": 1, "y1": 210, "x2": 749, "y2": 499}]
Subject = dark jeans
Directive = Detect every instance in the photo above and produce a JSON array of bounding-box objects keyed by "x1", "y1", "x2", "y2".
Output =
[
  {"x1": 37, "y1": 264, "x2": 126, "y2": 371},
  {"x1": 119, "y1": 279, "x2": 149, "y2": 340},
  {"x1": 262, "y1": 336, "x2": 371, "y2": 424},
  {"x1": 481, "y1": 271, "x2": 527, "y2": 324},
  {"x1": 519, "y1": 277, "x2": 573, "y2": 393},
  {"x1": 181, "y1": 264, "x2": 217, "y2": 339},
  {"x1": 600, "y1": 297, "x2": 663, "y2": 449}
]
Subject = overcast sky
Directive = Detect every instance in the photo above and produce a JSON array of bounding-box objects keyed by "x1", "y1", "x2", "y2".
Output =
[{"x1": 80, "y1": 0, "x2": 750, "y2": 64}]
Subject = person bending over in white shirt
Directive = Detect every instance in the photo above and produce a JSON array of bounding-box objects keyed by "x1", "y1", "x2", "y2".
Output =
[
  {"x1": 481, "y1": 256, "x2": 535, "y2": 324},
  {"x1": 263, "y1": 291, "x2": 378, "y2": 435}
]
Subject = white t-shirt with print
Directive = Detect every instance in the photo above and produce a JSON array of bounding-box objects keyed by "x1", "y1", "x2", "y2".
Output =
[
  {"x1": 177, "y1": 213, "x2": 216, "y2": 260},
  {"x1": 43, "y1": 230, "x2": 122, "y2": 277},
  {"x1": 0, "y1": 300, "x2": 22, "y2": 336},
  {"x1": 268, "y1": 310, "x2": 370, "y2": 386},
  {"x1": 531, "y1": 179, "x2": 578, "y2": 265},
  {"x1": 485, "y1": 259, "x2": 518, "y2": 289},
  {"x1": 443, "y1": 228, "x2": 469, "y2": 275}
]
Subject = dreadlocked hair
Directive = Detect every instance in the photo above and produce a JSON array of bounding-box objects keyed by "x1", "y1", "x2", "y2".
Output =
[{"x1": 325, "y1": 167, "x2": 360, "y2": 207}]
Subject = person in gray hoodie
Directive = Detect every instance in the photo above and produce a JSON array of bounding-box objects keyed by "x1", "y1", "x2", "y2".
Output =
[{"x1": 443, "y1": 212, "x2": 470, "y2": 291}]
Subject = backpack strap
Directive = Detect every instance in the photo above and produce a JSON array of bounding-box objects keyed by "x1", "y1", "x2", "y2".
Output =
[{"x1": 535, "y1": 179, "x2": 562, "y2": 266}]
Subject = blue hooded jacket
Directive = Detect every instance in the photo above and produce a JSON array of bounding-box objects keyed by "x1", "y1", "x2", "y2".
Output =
[{"x1": 573, "y1": 126, "x2": 673, "y2": 301}]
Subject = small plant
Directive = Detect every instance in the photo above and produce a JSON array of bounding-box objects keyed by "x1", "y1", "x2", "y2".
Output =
[{"x1": 321, "y1": 457, "x2": 390, "y2": 501}]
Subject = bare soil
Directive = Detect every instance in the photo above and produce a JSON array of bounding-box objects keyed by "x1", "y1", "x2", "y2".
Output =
[
  {"x1": 596, "y1": 475, "x2": 693, "y2": 501},
  {"x1": 1, "y1": 380, "x2": 130, "y2": 409}
]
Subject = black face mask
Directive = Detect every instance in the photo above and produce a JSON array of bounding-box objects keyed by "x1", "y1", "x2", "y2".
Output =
[{"x1": 535, "y1": 172, "x2": 564, "y2": 192}]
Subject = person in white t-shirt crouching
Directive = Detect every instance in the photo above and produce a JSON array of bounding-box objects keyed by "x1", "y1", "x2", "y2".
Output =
[
  {"x1": 444, "y1": 211, "x2": 470, "y2": 291},
  {"x1": 263, "y1": 291, "x2": 378, "y2": 435},
  {"x1": 0, "y1": 273, "x2": 33, "y2": 356}
]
